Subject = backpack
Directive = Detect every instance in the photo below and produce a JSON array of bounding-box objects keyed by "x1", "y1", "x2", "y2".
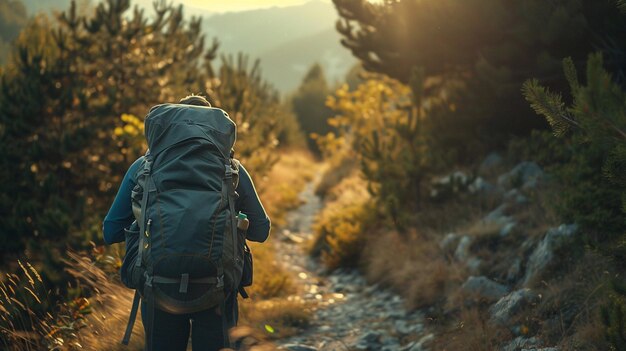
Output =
[{"x1": 121, "y1": 103, "x2": 245, "y2": 347}]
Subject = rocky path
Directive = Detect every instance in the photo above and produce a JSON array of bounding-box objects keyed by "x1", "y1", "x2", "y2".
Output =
[{"x1": 272, "y1": 181, "x2": 431, "y2": 351}]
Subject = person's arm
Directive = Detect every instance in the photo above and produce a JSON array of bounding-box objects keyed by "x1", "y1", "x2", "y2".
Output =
[
  {"x1": 235, "y1": 164, "x2": 271, "y2": 243},
  {"x1": 102, "y1": 157, "x2": 144, "y2": 244}
]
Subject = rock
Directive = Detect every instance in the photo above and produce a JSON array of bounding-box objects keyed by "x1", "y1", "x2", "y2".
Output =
[
  {"x1": 479, "y1": 152, "x2": 503, "y2": 174},
  {"x1": 440, "y1": 232, "x2": 460, "y2": 253},
  {"x1": 522, "y1": 348, "x2": 559, "y2": 351},
  {"x1": 506, "y1": 257, "x2": 523, "y2": 281},
  {"x1": 461, "y1": 276, "x2": 509, "y2": 302},
  {"x1": 466, "y1": 257, "x2": 482, "y2": 274},
  {"x1": 483, "y1": 204, "x2": 512, "y2": 226},
  {"x1": 522, "y1": 224, "x2": 578, "y2": 286},
  {"x1": 409, "y1": 333, "x2": 434, "y2": 351},
  {"x1": 504, "y1": 189, "x2": 529, "y2": 205},
  {"x1": 318, "y1": 325, "x2": 332, "y2": 332},
  {"x1": 430, "y1": 171, "x2": 472, "y2": 199},
  {"x1": 454, "y1": 235, "x2": 472, "y2": 262},
  {"x1": 281, "y1": 344, "x2": 318, "y2": 351},
  {"x1": 357, "y1": 330, "x2": 381, "y2": 345},
  {"x1": 502, "y1": 336, "x2": 542, "y2": 351},
  {"x1": 469, "y1": 177, "x2": 496, "y2": 194},
  {"x1": 498, "y1": 162, "x2": 544, "y2": 190},
  {"x1": 380, "y1": 336, "x2": 400, "y2": 351},
  {"x1": 489, "y1": 288, "x2": 539, "y2": 325},
  {"x1": 394, "y1": 320, "x2": 421, "y2": 335},
  {"x1": 500, "y1": 221, "x2": 517, "y2": 237}
]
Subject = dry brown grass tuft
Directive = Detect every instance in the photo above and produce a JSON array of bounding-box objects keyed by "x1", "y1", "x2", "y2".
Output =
[
  {"x1": 363, "y1": 230, "x2": 466, "y2": 310},
  {"x1": 536, "y1": 252, "x2": 613, "y2": 348},
  {"x1": 65, "y1": 252, "x2": 145, "y2": 351},
  {"x1": 434, "y1": 307, "x2": 508, "y2": 351}
]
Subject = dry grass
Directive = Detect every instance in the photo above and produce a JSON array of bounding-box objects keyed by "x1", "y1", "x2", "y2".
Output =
[
  {"x1": 537, "y1": 252, "x2": 613, "y2": 349},
  {"x1": 363, "y1": 229, "x2": 466, "y2": 310},
  {"x1": 65, "y1": 252, "x2": 145, "y2": 351},
  {"x1": 0, "y1": 253, "x2": 144, "y2": 351},
  {"x1": 257, "y1": 149, "x2": 318, "y2": 228},
  {"x1": 434, "y1": 307, "x2": 508, "y2": 351},
  {"x1": 246, "y1": 242, "x2": 294, "y2": 299},
  {"x1": 238, "y1": 299, "x2": 311, "y2": 340}
]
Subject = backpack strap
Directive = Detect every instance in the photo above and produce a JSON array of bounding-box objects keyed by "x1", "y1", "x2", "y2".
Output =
[
  {"x1": 136, "y1": 158, "x2": 153, "y2": 269},
  {"x1": 121, "y1": 290, "x2": 141, "y2": 345},
  {"x1": 223, "y1": 162, "x2": 239, "y2": 260},
  {"x1": 220, "y1": 297, "x2": 230, "y2": 348}
]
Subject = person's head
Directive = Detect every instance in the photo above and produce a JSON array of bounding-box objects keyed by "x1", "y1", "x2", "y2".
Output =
[{"x1": 179, "y1": 94, "x2": 211, "y2": 107}]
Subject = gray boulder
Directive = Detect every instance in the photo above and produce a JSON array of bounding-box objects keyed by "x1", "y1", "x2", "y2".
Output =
[
  {"x1": 430, "y1": 171, "x2": 472, "y2": 199},
  {"x1": 440, "y1": 232, "x2": 460, "y2": 254},
  {"x1": 498, "y1": 162, "x2": 544, "y2": 190},
  {"x1": 469, "y1": 177, "x2": 497, "y2": 194},
  {"x1": 482, "y1": 204, "x2": 517, "y2": 237},
  {"x1": 461, "y1": 276, "x2": 509, "y2": 302},
  {"x1": 522, "y1": 224, "x2": 578, "y2": 286},
  {"x1": 502, "y1": 337, "x2": 542, "y2": 351},
  {"x1": 408, "y1": 333, "x2": 434, "y2": 351},
  {"x1": 466, "y1": 257, "x2": 482, "y2": 275},
  {"x1": 504, "y1": 189, "x2": 529, "y2": 205},
  {"x1": 489, "y1": 288, "x2": 539, "y2": 325},
  {"x1": 454, "y1": 235, "x2": 472, "y2": 262},
  {"x1": 355, "y1": 330, "x2": 381, "y2": 350},
  {"x1": 479, "y1": 152, "x2": 503, "y2": 175},
  {"x1": 500, "y1": 221, "x2": 517, "y2": 237},
  {"x1": 506, "y1": 257, "x2": 523, "y2": 281},
  {"x1": 483, "y1": 204, "x2": 513, "y2": 226}
]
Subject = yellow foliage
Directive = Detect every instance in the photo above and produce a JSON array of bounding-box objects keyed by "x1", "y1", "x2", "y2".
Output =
[{"x1": 311, "y1": 175, "x2": 375, "y2": 269}]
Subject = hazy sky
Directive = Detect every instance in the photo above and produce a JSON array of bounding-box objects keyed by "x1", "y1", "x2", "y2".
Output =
[{"x1": 181, "y1": 0, "x2": 331, "y2": 13}]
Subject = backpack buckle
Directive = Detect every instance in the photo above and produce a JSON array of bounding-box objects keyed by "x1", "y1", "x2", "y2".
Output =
[
  {"x1": 144, "y1": 273, "x2": 153, "y2": 288},
  {"x1": 216, "y1": 275, "x2": 224, "y2": 288},
  {"x1": 224, "y1": 164, "x2": 232, "y2": 179}
]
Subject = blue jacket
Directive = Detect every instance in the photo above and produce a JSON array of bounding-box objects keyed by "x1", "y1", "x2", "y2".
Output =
[{"x1": 103, "y1": 156, "x2": 271, "y2": 245}]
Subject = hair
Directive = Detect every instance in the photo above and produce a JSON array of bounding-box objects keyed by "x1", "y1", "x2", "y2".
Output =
[{"x1": 179, "y1": 94, "x2": 211, "y2": 107}]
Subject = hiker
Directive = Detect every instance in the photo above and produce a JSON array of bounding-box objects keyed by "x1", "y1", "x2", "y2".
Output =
[{"x1": 102, "y1": 95, "x2": 270, "y2": 351}]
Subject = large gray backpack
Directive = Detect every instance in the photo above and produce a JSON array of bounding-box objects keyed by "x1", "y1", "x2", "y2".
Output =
[{"x1": 121, "y1": 104, "x2": 244, "y2": 347}]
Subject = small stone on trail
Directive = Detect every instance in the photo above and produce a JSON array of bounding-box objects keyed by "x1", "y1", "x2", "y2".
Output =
[{"x1": 281, "y1": 344, "x2": 318, "y2": 351}]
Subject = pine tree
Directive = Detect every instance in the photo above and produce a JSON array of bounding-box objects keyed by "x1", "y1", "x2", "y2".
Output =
[
  {"x1": 524, "y1": 54, "x2": 626, "y2": 349},
  {"x1": 332, "y1": 0, "x2": 626, "y2": 158},
  {"x1": 291, "y1": 63, "x2": 334, "y2": 153},
  {"x1": 0, "y1": 0, "x2": 210, "y2": 259}
]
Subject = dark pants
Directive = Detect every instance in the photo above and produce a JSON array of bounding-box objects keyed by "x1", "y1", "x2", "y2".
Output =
[{"x1": 141, "y1": 295, "x2": 238, "y2": 351}]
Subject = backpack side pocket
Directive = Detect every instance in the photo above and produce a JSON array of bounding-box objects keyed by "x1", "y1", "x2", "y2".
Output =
[
  {"x1": 121, "y1": 221, "x2": 140, "y2": 289},
  {"x1": 241, "y1": 243, "x2": 253, "y2": 287}
]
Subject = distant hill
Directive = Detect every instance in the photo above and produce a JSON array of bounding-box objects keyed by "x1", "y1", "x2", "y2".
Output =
[
  {"x1": 21, "y1": 0, "x2": 213, "y2": 17},
  {"x1": 202, "y1": 0, "x2": 355, "y2": 93},
  {"x1": 258, "y1": 27, "x2": 355, "y2": 92},
  {"x1": 19, "y1": 0, "x2": 355, "y2": 94}
]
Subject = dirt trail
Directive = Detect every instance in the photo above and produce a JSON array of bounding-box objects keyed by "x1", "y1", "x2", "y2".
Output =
[{"x1": 272, "y1": 181, "x2": 430, "y2": 351}]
